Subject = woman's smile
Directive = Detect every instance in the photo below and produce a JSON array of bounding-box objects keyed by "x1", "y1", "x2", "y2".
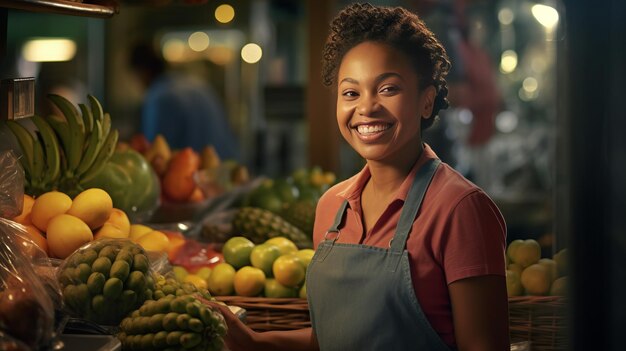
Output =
[{"x1": 351, "y1": 122, "x2": 394, "y2": 142}]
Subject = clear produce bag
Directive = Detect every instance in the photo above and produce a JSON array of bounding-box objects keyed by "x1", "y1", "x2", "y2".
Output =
[
  {"x1": 0, "y1": 151, "x2": 24, "y2": 220},
  {"x1": 55, "y1": 238, "x2": 158, "y2": 326},
  {"x1": 0, "y1": 219, "x2": 58, "y2": 350}
]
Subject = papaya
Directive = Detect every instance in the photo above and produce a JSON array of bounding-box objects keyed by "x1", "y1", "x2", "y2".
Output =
[{"x1": 162, "y1": 148, "x2": 200, "y2": 202}]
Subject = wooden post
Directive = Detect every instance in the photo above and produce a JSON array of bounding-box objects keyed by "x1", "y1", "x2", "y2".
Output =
[{"x1": 306, "y1": 0, "x2": 339, "y2": 172}]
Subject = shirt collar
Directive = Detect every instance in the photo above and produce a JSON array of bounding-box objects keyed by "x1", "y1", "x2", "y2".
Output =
[{"x1": 336, "y1": 143, "x2": 439, "y2": 203}]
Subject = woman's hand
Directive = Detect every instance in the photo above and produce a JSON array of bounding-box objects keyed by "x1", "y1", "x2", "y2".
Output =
[
  {"x1": 204, "y1": 299, "x2": 319, "y2": 351},
  {"x1": 205, "y1": 301, "x2": 258, "y2": 351}
]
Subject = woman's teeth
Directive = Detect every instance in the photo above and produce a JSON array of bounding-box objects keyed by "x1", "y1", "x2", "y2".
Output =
[{"x1": 356, "y1": 124, "x2": 390, "y2": 134}]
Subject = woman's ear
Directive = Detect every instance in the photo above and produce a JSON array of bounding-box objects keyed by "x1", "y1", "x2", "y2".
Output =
[{"x1": 420, "y1": 85, "x2": 437, "y2": 119}]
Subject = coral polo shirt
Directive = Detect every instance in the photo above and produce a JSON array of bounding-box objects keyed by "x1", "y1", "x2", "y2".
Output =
[{"x1": 312, "y1": 144, "x2": 506, "y2": 348}]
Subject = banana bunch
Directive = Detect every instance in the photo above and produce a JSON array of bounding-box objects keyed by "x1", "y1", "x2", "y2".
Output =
[{"x1": 5, "y1": 94, "x2": 119, "y2": 196}]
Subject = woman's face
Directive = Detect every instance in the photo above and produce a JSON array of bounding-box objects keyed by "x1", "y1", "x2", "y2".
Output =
[{"x1": 336, "y1": 41, "x2": 435, "y2": 164}]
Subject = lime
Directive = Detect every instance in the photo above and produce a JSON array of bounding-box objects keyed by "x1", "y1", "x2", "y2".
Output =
[
  {"x1": 295, "y1": 249, "x2": 315, "y2": 271},
  {"x1": 206, "y1": 263, "x2": 236, "y2": 296},
  {"x1": 222, "y1": 236, "x2": 255, "y2": 269},
  {"x1": 264, "y1": 278, "x2": 297, "y2": 298},
  {"x1": 250, "y1": 243, "x2": 282, "y2": 277},
  {"x1": 265, "y1": 237, "x2": 298, "y2": 256}
]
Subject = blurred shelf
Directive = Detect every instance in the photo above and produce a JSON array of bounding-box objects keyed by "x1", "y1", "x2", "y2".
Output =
[{"x1": 0, "y1": 0, "x2": 118, "y2": 18}]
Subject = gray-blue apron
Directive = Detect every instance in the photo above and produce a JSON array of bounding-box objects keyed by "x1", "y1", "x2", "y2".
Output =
[{"x1": 307, "y1": 158, "x2": 451, "y2": 351}]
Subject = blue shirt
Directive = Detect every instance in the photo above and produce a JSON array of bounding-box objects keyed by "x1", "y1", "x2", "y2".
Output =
[{"x1": 141, "y1": 73, "x2": 239, "y2": 159}]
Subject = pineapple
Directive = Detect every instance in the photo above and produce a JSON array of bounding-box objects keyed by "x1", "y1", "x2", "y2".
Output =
[
  {"x1": 233, "y1": 207, "x2": 312, "y2": 248},
  {"x1": 282, "y1": 200, "x2": 315, "y2": 238}
]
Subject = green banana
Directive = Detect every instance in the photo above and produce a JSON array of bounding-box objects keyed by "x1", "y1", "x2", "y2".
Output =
[
  {"x1": 46, "y1": 114, "x2": 71, "y2": 151},
  {"x1": 31, "y1": 115, "x2": 61, "y2": 185},
  {"x1": 88, "y1": 94, "x2": 104, "y2": 125},
  {"x1": 32, "y1": 132, "x2": 46, "y2": 185},
  {"x1": 79, "y1": 129, "x2": 118, "y2": 184},
  {"x1": 75, "y1": 119, "x2": 103, "y2": 176},
  {"x1": 102, "y1": 112, "x2": 111, "y2": 141},
  {"x1": 47, "y1": 94, "x2": 85, "y2": 176},
  {"x1": 78, "y1": 103, "x2": 94, "y2": 135},
  {"x1": 5, "y1": 120, "x2": 35, "y2": 178}
]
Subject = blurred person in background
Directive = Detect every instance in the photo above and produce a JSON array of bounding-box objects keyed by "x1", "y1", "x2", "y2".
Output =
[{"x1": 129, "y1": 42, "x2": 239, "y2": 159}]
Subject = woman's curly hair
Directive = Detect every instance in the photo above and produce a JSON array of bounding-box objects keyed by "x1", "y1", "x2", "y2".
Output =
[{"x1": 322, "y1": 3, "x2": 451, "y2": 129}]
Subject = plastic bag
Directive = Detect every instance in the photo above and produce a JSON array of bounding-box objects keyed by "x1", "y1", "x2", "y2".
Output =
[
  {"x1": 56, "y1": 238, "x2": 158, "y2": 326},
  {"x1": 0, "y1": 151, "x2": 24, "y2": 220},
  {"x1": 0, "y1": 219, "x2": 56, "y2": 350}
]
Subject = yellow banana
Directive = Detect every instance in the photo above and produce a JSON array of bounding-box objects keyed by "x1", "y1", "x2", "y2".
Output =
[
  {"x1": 31, "y1": 115, "x2": 62, "y2": 185},
  {"x1": 75, "y1": 119, "x2": 103, "y2": 176},
  {"x1": 47, "y1": 94, "x2": 85, "y2": 176},
  {"x1": 79, "y1": 129, "x2": 119, "y2": 184},
  {"x1": 78, "y1": 103, "x2": 94, "y2": 135},
  {"x1": 5, "y1": 120, "x2": 35, "y2": 178},
  {"x1": 88, "y1": 94, "x2": 104, "y2": 125}
]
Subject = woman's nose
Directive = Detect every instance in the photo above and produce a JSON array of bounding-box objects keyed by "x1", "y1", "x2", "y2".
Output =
[{"x1": 357, "y1": 93, "x2": 381, "y2": 116}]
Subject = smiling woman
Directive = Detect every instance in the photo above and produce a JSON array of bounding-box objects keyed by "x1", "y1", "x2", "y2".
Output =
[{"x1": 211, "y1": 4, "x2": 510, "y2": 351}]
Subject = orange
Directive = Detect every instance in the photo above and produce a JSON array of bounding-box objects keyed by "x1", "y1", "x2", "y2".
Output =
[
  {"x1": 520, "y1": 264, "x2": 551, "y2": 295},
  {"x1": 135, "y1": 230, "x2": 170, "y2": 252},
  {"x1": 505, "y1": 269, "x2": 523, "y2": 297},
  {"x1": 12, "y1": 194, "x2": 35, "y2": 225},
  {"x1": 129, "y1": 224, "x2": 153, "y2": 242},
  {"x1": 94, "y1": 222, "x2": 129, "y2": 240},
  {"x1": 104, "y1": 208, "x2": 131, "y2": 236},
  {"x1": 272, "y1": 254, "x2": 305, "y2": 288},
  {"x1": 508, "y1": 239, "x2": 541, "y2": 268},
  {"x1": 17, "y1": 224, "x2": 48, "y2": 256},
  {"x1": 234, "y1": 266, "x2": 266, "y2": 297}
]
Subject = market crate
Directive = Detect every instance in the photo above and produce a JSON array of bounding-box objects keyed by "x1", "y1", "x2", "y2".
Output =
[
  {"x1": 508, "y1": 296, "x2": 568, "y2": 351},
  {"x1": 214, "y1": 296, "x2": 310, "y2": 331}
]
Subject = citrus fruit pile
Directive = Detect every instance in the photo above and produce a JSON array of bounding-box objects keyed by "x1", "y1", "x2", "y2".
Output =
[
  {"x1": 505, "y1": 238, "x2": 568, "y2": 297},
  {"x1": 172, "y1": 236, "x2": 313, "y2": 299}
]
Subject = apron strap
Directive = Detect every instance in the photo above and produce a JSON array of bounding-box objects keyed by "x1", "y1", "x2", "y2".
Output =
[
  {"x1": 386, "y1": 158, "x2": 440, "y2": 272},
  {"x1": 316, "y1": 200, "x2": 349, "y2": 262},
  {"x1": 390, "y1": 158, "x2": 441, "y2": 253},
  {"x1": 328, "y1": 200, "x2": 349, "y2": 234}
]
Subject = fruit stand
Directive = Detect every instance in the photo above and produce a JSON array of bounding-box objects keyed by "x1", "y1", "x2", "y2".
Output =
[
  {"x1": 0, "y1": 6, "x2": 567, "y2": 350},
  {"x1": 0, "y1": 85, "x2": 334, "y2": 349}
]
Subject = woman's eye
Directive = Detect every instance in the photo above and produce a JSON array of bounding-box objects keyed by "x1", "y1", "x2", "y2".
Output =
[
  {"x1": 380, "y1": 86, "x2": 399, "y2": 94},
  {"x1": 342, "y1": 91, "x2": 359, "y2": 97}
]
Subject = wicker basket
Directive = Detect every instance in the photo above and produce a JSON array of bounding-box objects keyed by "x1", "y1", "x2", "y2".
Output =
[
  {"x1": 216, "y1": 295, "x2": 567, "y2": 350},
  {"x1": 214, "y1": 296, "x2": 310, "y2": 331},
  {"x1": 508, "y1": 296, "x2": 568, "y2": 351}
]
